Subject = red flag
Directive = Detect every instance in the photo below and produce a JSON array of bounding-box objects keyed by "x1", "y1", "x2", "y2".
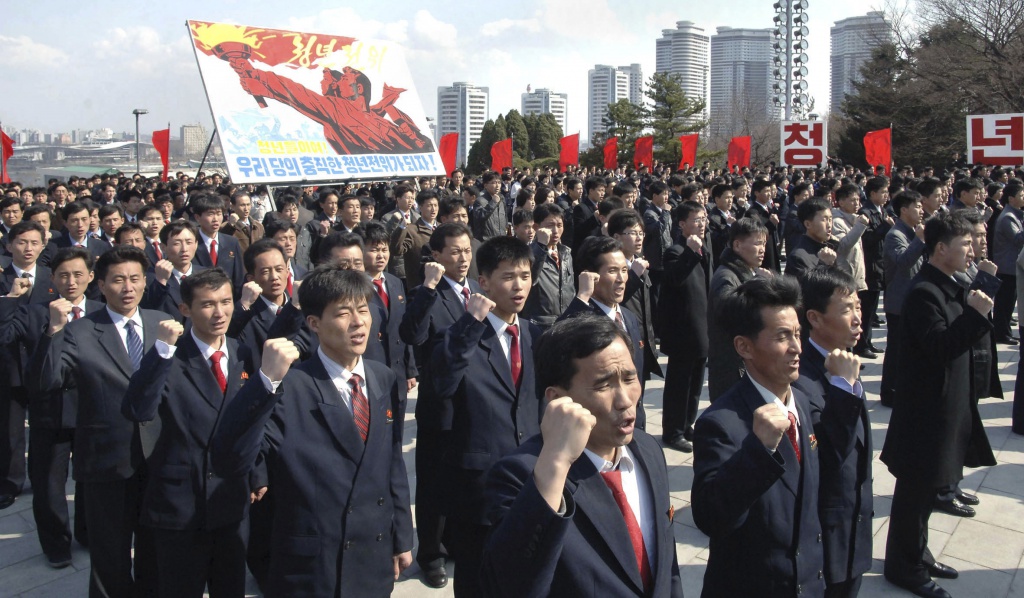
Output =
[
  {"x1": 864, "y1": 128, "x2": 892, "y2": 176},
  {"x1": 1, "y1": 130, "x2": 14, "y2": 184},
  {"x1": 438, "y1": 132, "x2": 459, "y2": 177},
  {"x1": 727, "y1": 136, "x2": 752, "y2": 172},
  {"x1": 679, "y1": 134, "x2": 698, "y2": 170},
  {"x1": 558, "y1": 134, "x2": 579, "y2": 172},
  {"x1": 490, "y1": 138, "x2": 513, "y2": 172},
  {"x1": 634, "y1": 136, "x2": 653, "y2": 171},
  {"x1": 151, "y1": 128, "x2": 170, "y2": 182},
  {"x1": 603, "y1": 137, "x2": 618, "y2": 170}
]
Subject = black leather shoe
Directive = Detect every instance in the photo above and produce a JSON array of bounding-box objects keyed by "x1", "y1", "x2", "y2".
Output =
[
  {"x1": 424, "y1": 564, "x2": 448, "y2": 589},
  {"x1": 934, "y1": 497, "x2": 976, "y2": 517},
  {"x1": 46, "y1": 551, "x2": 72, "y2": 569},
  {"x1": 927, "y1": 562, "x2": 959, "y2": 580},
  {"x1": 855, "y1": 349, "x2": 878, "y2": 359},
  {"x1": 868, "y1": 344, "x2": 885, "y2": 353},
  {"x1": 0, "y1": 493, "x2": 15, "y2": 510},
  {"x1": 903, "y1": 580, "x2": 952, "y2": 598},
  {"x1": 664, "y1": 437, "x2": 693, "y2": 453},
  {"x1": 996, "y1": 336, "x2": 1020, "y2": 346}
]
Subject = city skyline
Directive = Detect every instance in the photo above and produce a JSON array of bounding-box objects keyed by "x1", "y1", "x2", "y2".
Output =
[{"x1": 2, "y1": 0, "x2": 882, "y2": 148}]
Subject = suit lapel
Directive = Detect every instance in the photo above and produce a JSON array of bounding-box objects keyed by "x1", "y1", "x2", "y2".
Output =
[
  {"x1": 568, "y1": 458, "x2": 645, "y2": 593},
  {"x1": 481, "y1": 323, "x2": 516, "y2": 396},
  {"x1": 738, "y1": 377, "x2": 798, "y2": 496},
  {"x1": 181, "y1": 336, "x2": 225, "y2": 410},
  {"x1": 30, "y1": 268, "x2": 55, "y2": 303},
  {"x1": 437, "y1": 279, "x2": 465, "y2": 322},
  {"x1": 95, "y1": 311, "x2": 133, "y2": 378},
  {"x1": 309, "y1": 356, "x2": 366, "y2": 463},
  {"x1": 631, "y1": 437, "x2": 671, "y2": 592}
]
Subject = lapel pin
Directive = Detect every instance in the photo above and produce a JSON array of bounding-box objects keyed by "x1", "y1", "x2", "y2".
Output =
[
  {"x1": 809, "y1": 433, "x2": 818, "y2": 451},
  {"x1": 240, "y1": 371, "x2": 249, "y2": 380},
  {"x1": 667, "y1": 505, "x2": 675, "y2": 522}
]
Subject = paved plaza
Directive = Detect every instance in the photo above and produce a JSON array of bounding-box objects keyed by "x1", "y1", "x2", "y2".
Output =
[{"x1": 2, "y1": 326, "x2": 1024, "y2": 597}]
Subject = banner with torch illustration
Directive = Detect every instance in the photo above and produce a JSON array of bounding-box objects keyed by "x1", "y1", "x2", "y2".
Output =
[{"x1": 187, "y1": 20, "x2": 444, "y2": 184}]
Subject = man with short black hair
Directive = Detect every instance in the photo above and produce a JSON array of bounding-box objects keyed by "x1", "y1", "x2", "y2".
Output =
[
  {"x1": 991, "y1": 180, "x2": 1024, "y2": 344},
  {"x1": 785, "y1": 198, "x2": 839, "y2": 281},
  {"x1": 473, "y1": 171, "x2": 510, "y2": 242},
  {"x1": 222, "y1": 191, "x2": 265, "y2": 251},
  {"x1": 55, "y1": 202, "x2": 112, "y2": 259},
  {"x1": 191, "y1": 194, "x2": 245, "y2": 297}
]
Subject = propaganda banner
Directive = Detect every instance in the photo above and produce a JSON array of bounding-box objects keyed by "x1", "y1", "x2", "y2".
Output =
[
  {"x1": 187, "y1": 20, "x2": 444, "y2": 184},
  {"x1": 780, "y1": 120, "x2": 827, "y2": 168},
  {"x1": 967, "y1": 114, "x2": 1024, "y2": 167}
]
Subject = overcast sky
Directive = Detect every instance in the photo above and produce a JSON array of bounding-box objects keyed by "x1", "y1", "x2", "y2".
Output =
[{"x1": 2, "y1": 0, "x2": 886, "y2": 141}]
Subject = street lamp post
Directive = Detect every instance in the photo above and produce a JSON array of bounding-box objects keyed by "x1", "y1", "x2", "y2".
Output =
[{"x1": 133, "y1": 108, "x2": 149, "y2": 175}]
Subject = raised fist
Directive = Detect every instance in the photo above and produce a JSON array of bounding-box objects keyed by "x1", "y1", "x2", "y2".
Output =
[
  {"x1": 467, "y1": 293, "x2": 495, "y2": 322},
  {"x1": 319, "y1": 219, "x2": 332, "y2": 237},
  {"x1": 817, "y1": 247, "x2": 837, "y2": 266},
  {"x1": 261, "y1": 338, "x2": 300, "y2": 382},
  {"x1": 856, "y1": 214, "x2": 870, "y2": 226},
  {"x1": 977, "y1": 259, "x2": 997, "y2": 276},
  {"x1": 154, "y1": 259, "x2": 174, "y2": 285},
  {"x1": 686, "y1": 235, "x2": 704, "y2": 254},
  {"x1": 534, "y1": 227, "x2": 552, "y2": 248},
  {"x1": 240, "y1": 281, "x2": 263, "y2": 310},
  {"x1": 967, "y1": 289, "x2": 993, "y2": 315},
  {"x1": 422, "y1": 261, "x2": 445, "y2": 290},
  {"x1": 540, "y1": 397, "x2": 596, "y2": 467},
  {"x1": 47, "y1": 298, "x2": 74, "y2": 335},
  {"x1": 577, "y1": 271, "x2": 600, "y2": 302},
  {"x1": 752, "y1": 402, "x2": 792, "y2": 452},
  {"x1": 6, "y1": 277, "x2": 31, "y2": 298},
  {"x1": 824, "y1": 349, "x2": 861, "y2": 388},
  {"x1": 914, "y1": 223, "x2": 925, "y2": 241},
  {"x1": 290, "y1": 279, "x2": 303, "y2": 308},
  {"x1": 630, "y1": 257, "x2": 649, "y2": 277},
  {"x1": 157, "y1": 320, "x2": 185, "y2": 346}
]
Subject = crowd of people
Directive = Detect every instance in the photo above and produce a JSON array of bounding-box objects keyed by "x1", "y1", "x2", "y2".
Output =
[{"x1": 0, "y1": 156, "x2": 1018, "y2": 598}]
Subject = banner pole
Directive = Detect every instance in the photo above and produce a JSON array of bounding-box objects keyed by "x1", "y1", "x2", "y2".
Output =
[{"x1": 195, "y1": 130, "x2": 217, "y2": 180}]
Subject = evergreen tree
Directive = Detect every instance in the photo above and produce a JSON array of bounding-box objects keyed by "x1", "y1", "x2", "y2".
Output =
[
  {"x1": 504, "y1": 110, "x2": 530, "y2": 161},
  {"x1": 645, "y1": 72, "x2": 706, "y2": 165}
]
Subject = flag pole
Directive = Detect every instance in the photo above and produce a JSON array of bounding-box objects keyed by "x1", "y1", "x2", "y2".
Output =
[{"x1": 0, "y1": 121, "x2": 5, "y2": 185}]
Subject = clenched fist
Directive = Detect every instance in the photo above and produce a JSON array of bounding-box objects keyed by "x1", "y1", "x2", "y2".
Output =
[
  {"x1": 467, "y1": 293, "x2": 495, "y2": 322},
  {"x1": 260, "y1": 338, "x2": 300, "y2": 382},
  {"x1": 153, "y1": 259, "x2": 174, "y2": 285},
  {"x1": 977, "y1": 259, "x2": 997, "y2": 276},
  {"x1": 540, "y1": 397, "x2": 596, "y2": 468},
  {"x1": 817, "y1": 247, "x2": 837, "y2": 266},
  {"x1": 752, "y1": 402, "x2": 792, "y2": 452},
  {"x1": 157, "y1": 320, "x2": 185, "y2": 346},
  {"x1": 576, "y1": 271, "x2": 600, "y2": 303},
  {"x1": 5, "y1": 277, "x2": 31, "y2": 298},
  {"x1": 290, "y1": 279, "x2": 303, "y2": 308},
  {"x1": 422, "y1": 261, "x2": 445, "y2": 290},
  {"x1": 686, "y1": 235, "x2": 704, "y2": 254},
  {"x1": 824, "y1": 349, "x2": 861, "y2": 388},
  {"x1": 967, "y1": 289, "x2": 993, "y2": 315},
  {"x1": 630, "y1": 257, "x2": 649, "y2": 277},
  {"x1": 240, "y1": 281, "x2": 263, "y2": 310},
  {"x1": 48, "y1": 298, "x2": 74, "y2": 335},
  {"x1": 856, "y1": 214, "x2": 870, "y2": 226},
  {"x1": 534, "y1": 227, "x2": 552, "y2": 248}
]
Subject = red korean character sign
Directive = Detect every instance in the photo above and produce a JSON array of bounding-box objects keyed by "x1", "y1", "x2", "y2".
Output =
[
  {"x1": 780, "y1": 120, "x2": 827, "y2": 168},
  {"x1": 967, "y1": 114, "x2": 1024, "y2": 166}
]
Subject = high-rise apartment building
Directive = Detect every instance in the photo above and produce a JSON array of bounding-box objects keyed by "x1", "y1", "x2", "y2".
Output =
[
  {"x1": 830, "y1": 11, "x2": 891, "y2": 114},
  {"x1": 710, "y1": 27, "x2": 776, "y2": 137},
  {"x1": 436, "y1": 82, "x2": 490, "y2": 168},
  {"x1": 521, "y1": 88, "x2": 569, "y2": 134},
  {"x1": 656, "y1": 21, "x2": 710, "y2": 121},
  {"x1": 180, "y1": 123, "x2": 208, "y2": 158},
  {"x1": 588, "y1": 64, "x2": 643, "y2": 142}
]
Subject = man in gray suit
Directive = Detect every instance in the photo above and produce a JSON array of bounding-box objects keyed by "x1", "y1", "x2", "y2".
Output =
[{"x1": 880, "y1": 190, "x2": 925, "y2": 407}]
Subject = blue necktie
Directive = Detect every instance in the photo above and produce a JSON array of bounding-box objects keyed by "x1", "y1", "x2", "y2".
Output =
[{"x1": 125, "y1": 320, "x2": 143, "y2": 372}]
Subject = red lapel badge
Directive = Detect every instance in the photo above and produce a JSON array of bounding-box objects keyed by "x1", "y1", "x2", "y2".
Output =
[
  {"x1": 667, "y1": 505, "x2": 675, "y2": 522},
  {"x1": 809, "y1": 433, "x2": 818, "y2": 451},
  {"x1": 240, "y1": 371, "x2": 249, "y2": 380},
  {"x1": 229, "y1": 251, "x2": 235, "y2": 258},
  {"x1": 386, "y1": 409, "x2": 392, "y2": 418},
  {"x1": 398, "y1": 295, "x2": 404, "y2": 302},
  {"x1": 639, "y1": 340, "x2": 645, "y2": 348}
]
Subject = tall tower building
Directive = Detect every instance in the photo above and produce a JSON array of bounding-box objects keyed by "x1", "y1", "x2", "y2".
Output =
[
  {"x1": 587, "y1": 64, "x2": 643, "y2": 142},
  {"x1": 655, "y1": 21, "x2": 710, "y2": 121},
  {"x1": 436, "y1": 82, "x2": 490, "y2": 168},
  {"x1": 521, "y1": 88, "x2": 569, "y2": 134},
  {"x1": 710, "y1": 27, "x2": 776, "y2": 137},
  {"x1": 180, "y1": 123, "x2": 208, "y2": 158},
  {"x1": 830, "y1": 11, "x2": 892, "y2": 114}
]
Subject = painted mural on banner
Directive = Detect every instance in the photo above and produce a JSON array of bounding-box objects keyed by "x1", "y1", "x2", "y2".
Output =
[
  {"x1": 779, "y1": 120, "x2": 827, "y2": 168},
  {"x1": 187, "y1": 20, "x2": 444, "y2": 183},
  {"x1": 967, "y1": 114, "x2": 1024, "y2": 167}
]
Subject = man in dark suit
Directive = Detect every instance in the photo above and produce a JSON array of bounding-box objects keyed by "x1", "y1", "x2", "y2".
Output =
[
  {"x1": 0, "y1": 221, "x2": 60, "y2": 511},
  {"x1": 398, "y1": 222, "x2": 480, "y2": 587},
  {"x1": 571, "y1": 176, "x2": 605, "y2": 254},
  {"x1": 143, "y1": 220, "x2": 207, "y2": 322},
  {"x1": 856, "y1": 176, "x2": 892, "y2": 357},
  {"x1": 264, "y1": 218, "x2": 307, "y2": 301},
  {"x1": 212, "y1": 267, "x2": 413, "y2": 597},
  {"x1": 692, "y1": 275, "x2": 828, "y2": 597},
  {"x1": 793, "y1": 269, "x2": 873, "y2": 598},
  {"x1": 122, "y1": 269, "x2": 257, "y2": 597},
  {"x1": 743, "y1": 178, "x2": 782, "y2": 273},
  {"x1": 28, "y1": 246, "x2": 171, "y2": 596},
  {"x1": 0, "y1": 247, "x2": 91, "y2": 566},
  {"x1": 54, "y1": 201, "x2": 112, "y2": 260},
  {"x1": 432, "y1": 236, "x2": 541, "y2": 597},
  {"x1": 707, "y1": 183, "x2": 737, "y2": 262},
  {"x1": 785, "y1": 198, "x2": 840, "y2": 281},
  {"x1": 658, "y1": 201, "x2": 713, "y2": 452},
  {"x1": 481, "y1": 315, "x2": 684, "y2": 597},
  {"x1": 642, "y1": 181, "x2": 673, "y2": 323},
  {"x1": 138, "y1": 204, "x2": 168, "y2": 266},
  {"x1": 882, "y1": 213, "x2": 995, "y2": 598},
  {"x1": 191, "y1": 193, "x2": 246, "y2": 298},
  {"x1": 559, "y1": 236, "x2": 647, "y2": 429}
]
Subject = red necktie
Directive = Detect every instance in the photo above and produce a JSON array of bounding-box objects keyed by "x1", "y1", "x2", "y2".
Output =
[
  {"x1": 71, "y1": 306, "x2": 82, "y2": 320},
  {"x1": 349, "y1": 373, "x2": 370, "y2": 443},
  {"x1": 286, "y1": 271, "x2": 294, "y2": 297},
  {"x1": 461, "y1": 286, "x2": 471, "y2": 310},
  {"x1": 210, "y1": 238, "x2": 218, "y2": 266},
  {"x1": 506, "y1": 323, "x2": 522, "y2": 391},
  {"x1": 601, "y1": 470, "x2": 652, "y2": 592},
  {"x1": 786, "y1": 411, "x2": 801, "y2": 464},
  {"x1": 614, "y1": 309, "x2": 626, "y2": 333},
  {"x1": 210, "y1": 351, "x2": 227, "y2": 394},
  {"x1": 550, "y1": 249, "x2": 560, "y2": 269},
  {"x1": 153, "y1": 241, "x2": 163, "y2": 260},
  {"x1": 373, "y1": 278, "x2": 389, "y2": 309}
]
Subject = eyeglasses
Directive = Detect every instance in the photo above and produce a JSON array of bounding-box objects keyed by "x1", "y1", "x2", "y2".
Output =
[{"x1": 622, "y1": 230, "x2": 645, "y2": 238}]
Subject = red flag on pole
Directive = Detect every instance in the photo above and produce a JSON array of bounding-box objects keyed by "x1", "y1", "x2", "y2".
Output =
[
  {"x1": 603, "y1": 137, "x2": 618, "y2": 171},
  {"x1": 438, "y1": 132, "x2": 459, "y2": 177},
  {"x1": 864, "y1": 128, "x2": 892, "y2": 176},
  {"x1": 727, "y1": 136, "x2": 752, "y2": 172},
  {"x1": 634, "y1": 136, "x2": 653, "y2": 171},
  {"x1": 1, "y1": 130, "x2": 15, "y2": 184},
  {"x1": 558, "y1": 134, "x2": 579, "y2": 173},
  {"x1": 679, "y1": 134, "x2": 698, "y2": 170},
  {"x1": 151, "y1": 128, "x2": 170, "y2": 182},
  {"x1": 491, "y1": 138, "x2": 513, "y2": 172}
]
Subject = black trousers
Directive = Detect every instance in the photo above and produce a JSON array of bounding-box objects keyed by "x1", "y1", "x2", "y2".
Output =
[
  {"x1": 1013, "y1": 324, "x2": 1024, "y2": 434},
  {"x1": 414, "y1": 428, "x2": 449, "y2": 569},
  {"x1": 854, "y1": 289, "x2": 881, "y2": 352},
  {"x1": 448, "y1": 518, "x2": 489, "y2": 598},
  {"x1": 151, "y1": 520, "x2": 247, "y2": 598},
  {"x1": 884, "y1": 477, "x2": 937, "y2": 588},
  {"x1": 28, "y1": 426, "x2": 78, "y2": 557},
  {"x1": 993, "y1": 274, "x2": 1017, "y2": 340},
  {"x1": 245, "y1": 490, "x2": 272, "y2": 591},
  {"x1": 879, "y1": 313, "x2": 901, "y2": 405},
  {"x1": 83, "y1": 474, "x2": 158, "y2": 598},
  {"x1": 825, "y1": 574, "x2": 863, "y2": 598},
  {"x1": 662, "y1": 356, "x2": 707, "y2": 442},
  {"x1": 648, "y1": 269, "x2": 663, "y2": 337},
  {"x1": 0, "y1": 387, "x2": 28, "y2": 495}
]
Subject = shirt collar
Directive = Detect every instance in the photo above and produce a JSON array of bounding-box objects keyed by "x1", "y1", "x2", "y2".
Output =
[
  {"x1": 808, "y1": 337, "x2": 830, "y2": 358},
  {"x1": 12, "y1": 263, "x2": 37, "y2": 279},
  {"x1": 592, "y1": 298, "x2": 619, "y2": 319},
  {"x1": 260, "y1": 294, "x2": 283, "y2": 311},
  {"x1": 748, "y1": 374, "x2": 800, "y2": 426},
  {"x1": 190, "y1": 329, "x2": 227, "y2": 362},
  {"x1": 443, "y1": 275, "x2": 467, "y2": 295},
  {"x1": 106, "y1": 306, "x2": 143, "y2": 331},
  {"x1": 199, "y1": 230, "x2": 216, "y2": 247},
  {"x1": 317, "y1": 346, "x2": 366, "y2": 386},
  {"x1": 583, "y1": 444, "x2": 636, "y2": 474},
  {"x1": 172, "y1": 263, "x2": 193, "y2": 282},
  {"x1": 486, "y1": 311, "x2": 519, "y2": 336}
]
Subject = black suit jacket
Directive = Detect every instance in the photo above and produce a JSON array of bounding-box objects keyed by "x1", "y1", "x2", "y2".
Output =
[
  {"x1": 122, "y1": 335, "x2": 257, "y2": 531},
  {"x1": 744, "y1": 202, "x2": 782, "y2": 272},
  {"x1": 571, "y1": 199, "x2": 601, "y2": 254},
  {"x1": 0, "y1": 265, "x2": 59, "y2": 387},
  {"x1": 623, "y1": 267, "x2": 663, "y2": 380},
  {"x1": 482, "y1": 433, "x2": 684, "y2": 598},
  {"x1": 858, "y1": 204, "x2": 890, "y2": 290},
  {"x1": 228, "y1": 295, "x2": 281, "y2": 359},
  {"x1": 370, "y1": 272, "x2": 417, "y2": 406},
  {"x1": 658, "y1": 242, "x2": 711, "y2": 359},
  {"x1": 212, "y1": 356, "x2": 412, "y2": 598},
  {"x1": 53, "y1": 233, "x2": 112, "y2": 259},
  {"x1": 692, "y1": 376, "x2": 825, "y2": 597},
  {"x1": 707, "y1": 208, "x2": 731, "y2": 262},
  {"x1": 142, "y1": 265, "x2": 208, "y2": 323},
  {"x1": 792, "y1": 345, "x2": 873, "y2": 585},
  {"x1": 194, "y1": 232, "x2": 245, "y2": 297},
  {"x1": 28, "y1": 307, "x2": 172, "y2": 481}
]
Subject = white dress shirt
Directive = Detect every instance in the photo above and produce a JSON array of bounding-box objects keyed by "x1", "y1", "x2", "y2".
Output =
[
  {"x1": 748, "y1": 374, "x2": 800, "y2": 429},
  {"x1": 155, "y1": 330, "x2": 229, "y2": 380},
  {"x1": 584, "y1": 445, "x2": 657, "y2": 570},
  {"x1": 317, "y1": 347, "x2": 367, "y2": 416},
  {"x1": 12, "y1": 263, "x2": 37, "y2": 281},
  {"x1": 66, "y1": 297, "x2": 88, "y2": 322},
  {"x1": 106, "y1": 307, "x2": 144, "y2": 354},
  {"x1": 485, "y1": 311, "x2": 521, "y2": 365},
  {"x1": 807, "y1": 337, "x2": 863, "y2": 397}
]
